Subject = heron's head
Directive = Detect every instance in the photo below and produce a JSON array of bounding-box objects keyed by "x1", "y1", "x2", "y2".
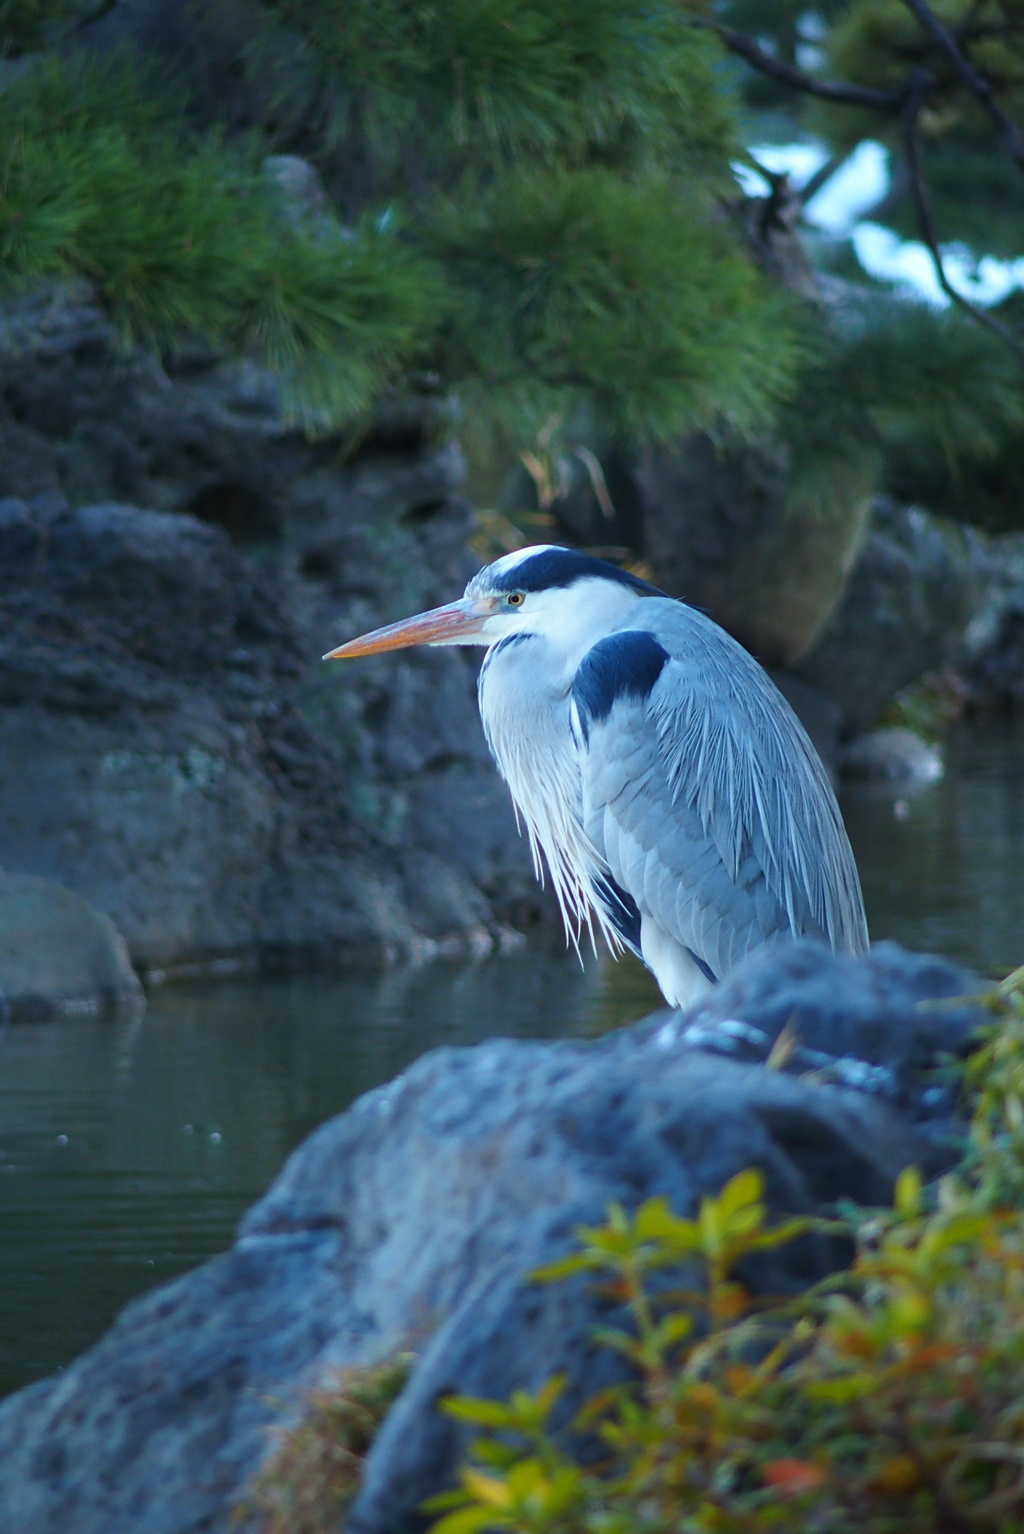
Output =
[{"x1": 322, "y1": 546, "x2": 662, "y2": 662}]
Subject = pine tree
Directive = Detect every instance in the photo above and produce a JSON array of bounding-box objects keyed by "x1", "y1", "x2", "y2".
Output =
[
  {"x1": 0, "y1": 0, "x2": 798, "y2": 446},
  {"x1": 2, "y1": 1, "x2": 1021, "y2": 532},
  {"x1": 703, "y1": 0, "x2": 1024, "y2": 530}
]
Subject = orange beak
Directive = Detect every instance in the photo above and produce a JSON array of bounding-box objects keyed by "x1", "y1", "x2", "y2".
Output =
[{"x1": 322, "y1": 598, "x2": 491, "y2": 660}]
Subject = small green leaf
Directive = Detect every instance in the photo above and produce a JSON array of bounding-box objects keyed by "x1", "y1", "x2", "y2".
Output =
[
  {"x1": 426, "y1": 1506, "x2": 501, "y2": 1534},
  {"x1": 894, "y1": 1165, "x2": 922, "y2": 1220},
  {"x1": 717, "y1": 1167, "x2": 765, "y2": 1217},
  {"x1": 653, "y1": 1311, "x2": 694, "y2": 1346},
  {"x1": 531, "y1": 1253, "x2": 601, "y2": 1282},
  {"x1": 805, "y1": 1375, "x2": 877, "y2": 1403},
  {"x1": 741, "y1": 1218, "x2": 811, "y2": 1252},
  {"x1": 442, "y1": 1395, "x2": 520, "y2": 1427},
  {"x1": 633, "y1": 1197, "x2": 701, "y2": 1250}
]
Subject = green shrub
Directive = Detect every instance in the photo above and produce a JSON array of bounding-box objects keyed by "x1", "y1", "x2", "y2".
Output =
[{"x1": 427, "y1": 969, "x2": 1024, "y2": 1534}]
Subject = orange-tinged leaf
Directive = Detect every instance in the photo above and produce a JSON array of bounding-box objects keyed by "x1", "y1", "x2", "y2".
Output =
[
  {"x1": 870, "y1": 1455, "x2": 921, "y2": 1496},
  {"x1": 722, "y1": 1366, "x2": 754, "y2": 1394},
  {"x1": 762, "y1": 1458, "x2": 826, "y2": 1495},
  {"x1": 893, "y1": 1342, "x2": 960, "y2": 1374},
  {"x1": 713, "y1": 1282, "x2": 750, "y2": 1321},
  {"x1": 685, "y1": 1383, "x2": 721, "y2": 1412},
  {"x1": 832, "y1": 1329, "x2": 878, "y2": 1359}
]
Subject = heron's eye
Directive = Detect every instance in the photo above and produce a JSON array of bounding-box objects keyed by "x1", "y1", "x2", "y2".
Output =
[{"x1": 506, "y1": 592, "x2": 525, "y2": 607}]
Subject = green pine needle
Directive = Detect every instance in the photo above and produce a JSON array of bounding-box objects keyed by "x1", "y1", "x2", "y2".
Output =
[
  {"x1": 0, "y1": 53, "x2": 439, "y2": 429},
  {"x1": 427, "y1": 166, "x2": 803, "y2": 444}
]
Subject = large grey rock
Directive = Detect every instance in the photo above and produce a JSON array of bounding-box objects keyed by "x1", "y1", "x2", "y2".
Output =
[
  {"x1": 631, "y1": 433, "x2": 874, "y2": 668},
  {"x1": 795, "y1": 498, "x2": 989, "y2": 738},
  {"x1": 960, "y1": 531, "x2": 1024, "y2": 706},
  {"x1": 0, "y1": 870, "x2": 142, "y2": 1018},
  {"x1": 536, "y1": 431, "x2": 872, "y2": 670},
  {"x1": 0, "y1": 941, "x2": 981, "y2": 1534},
  {"x1": 0, "y1": 289, "x2": 542, "y2": 969}
]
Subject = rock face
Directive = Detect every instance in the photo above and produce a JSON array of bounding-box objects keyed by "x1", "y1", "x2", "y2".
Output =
[
  {"x1": 0, "y1": 291, "x2": 541, "y2": 970},
  {"x1": 0, "y1": 941, "x2": 982, "y2": 1534},
  {"x1": 542, "y1": 432, "x2": 873, "y2": 670},
  {"x1": 0, "y1": 286, "x2": 998, "y2": 971},
  {"x1": 960, "y1": 532, "x2": 1024, "y2": 707},
  {"x1": 795, "y1": 499, "x2": 989, "y2": 741},
  {"x1": 632, "y1": 434, "x2": 875, "y2": 669},
  {"x1": 0, "y1": 870, "x2": 142, "y2": 1018}
]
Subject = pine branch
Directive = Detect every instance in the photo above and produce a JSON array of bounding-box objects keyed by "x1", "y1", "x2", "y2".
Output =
[
  {"x1": 901, "y1": 72, "x2": 1024, "y2": 362},
  {"x1": 901, "y1": 0, "x2": 1024, "y2": 175},
  {"x1": 690, "y1": 19, "x2": 908, "y2": 111}
]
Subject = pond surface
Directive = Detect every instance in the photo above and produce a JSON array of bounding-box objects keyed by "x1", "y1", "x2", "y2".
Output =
[{"x1": 1, "y1": 719, "x2": 1022, "y2": 1397}]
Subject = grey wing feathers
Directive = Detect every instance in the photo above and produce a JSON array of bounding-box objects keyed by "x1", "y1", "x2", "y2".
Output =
[{"x1": 574, "y1": 601, "x2": 868, "y2": 980}]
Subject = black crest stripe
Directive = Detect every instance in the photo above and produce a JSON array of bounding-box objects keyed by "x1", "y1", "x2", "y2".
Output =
[{"x1": 492, "y1": 548, "x2": 664, "y2": 597}]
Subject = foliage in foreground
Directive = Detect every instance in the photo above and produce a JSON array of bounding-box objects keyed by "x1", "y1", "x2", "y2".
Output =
[
  {"x1": 427, "y1": 967, "x2": 1024, "y2": 1534},
  {"x1": 239, "y1": 1354, "x2": 413, "y2": 1534},
  {"x1": 237, "y1": 971, "x2": 1024, "y2": 1534}
]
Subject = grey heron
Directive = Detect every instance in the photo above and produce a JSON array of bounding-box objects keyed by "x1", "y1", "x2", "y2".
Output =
[{"x1": 324, "y1": 545, "x2": 868, "y2": 1008}]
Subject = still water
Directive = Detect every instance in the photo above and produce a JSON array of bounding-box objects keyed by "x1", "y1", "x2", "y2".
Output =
[{"x1": 1, "y1": 720, "x2": 1022, "y2": 1396}]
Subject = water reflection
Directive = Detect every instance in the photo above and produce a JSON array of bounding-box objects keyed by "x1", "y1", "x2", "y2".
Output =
[
  {"x1": 0, "y1": 720, "x2": 1021, "y2": 1396},
  {"x1": 0, "y1": 949, "x2": 660, "y2": 1394},
  {"x1": 841, "y1": 717, "x2": 1024, "y2": 976}
]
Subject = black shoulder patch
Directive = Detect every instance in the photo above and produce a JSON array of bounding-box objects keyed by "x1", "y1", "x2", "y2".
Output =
[
  {"x1": 591, "y1": 874, "x2": 642, "y2": 955},
  {"x1": 573, "y1": 631, "x2": 669, "y2": 725},
  {"x1": 493, "y1": 548, "x2": 663, "y2": 597}
]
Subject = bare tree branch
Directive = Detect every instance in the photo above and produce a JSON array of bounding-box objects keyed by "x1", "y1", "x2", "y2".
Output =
[
  {"x1": 690, "y1": 21, "x2": 909, "y2": 110},
  {"x1": 901, "y1": 0, "x2": 1024, "y2": 173},
  {"x1": 797, "y1": 152, "x2": 849, "y2": 206},
  {"x1": 901, "y1": 73, "x2": 1024, "y2": 358},
  {"x1": 695, "y1": 10, "x2": 1024, "y2": 362}
]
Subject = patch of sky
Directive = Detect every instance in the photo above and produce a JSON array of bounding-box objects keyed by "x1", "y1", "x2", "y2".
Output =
[{"x1": 734, "y1": 141, "x2": 1024, "y2": 308}]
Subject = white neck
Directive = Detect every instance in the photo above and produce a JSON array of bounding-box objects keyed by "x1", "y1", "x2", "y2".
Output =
[{"x1": 500, "y1": 578, "x2": 646, "y2": 684}]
